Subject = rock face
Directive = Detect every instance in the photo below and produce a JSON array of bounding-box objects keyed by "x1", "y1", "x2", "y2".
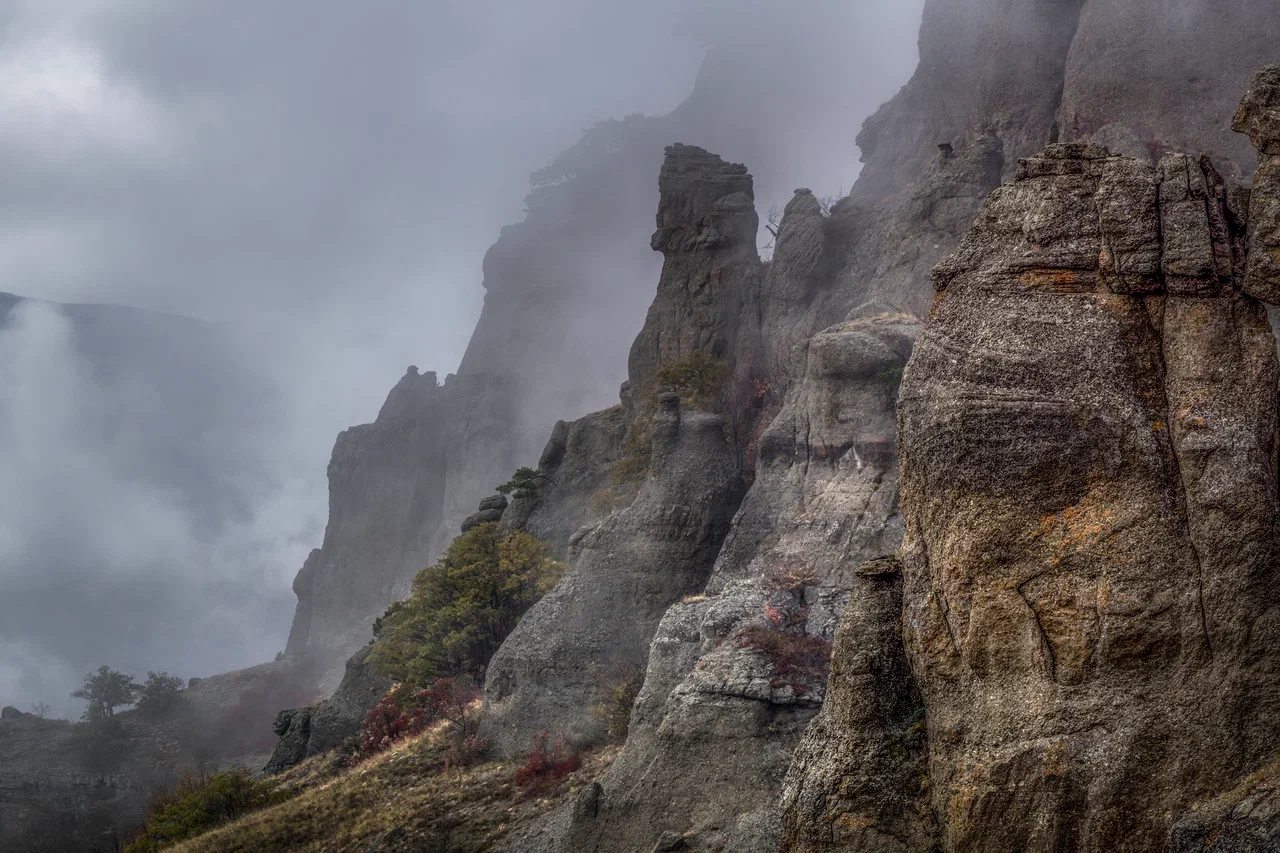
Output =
[
  {"x1": 627, "y1": 144, "x2": 761, "y2": 392},
  {"x1": 560, "y1": 312, "x2": 918, "y2": 852},
  {"x1": 481, "y1": 394, "x2": 744, "y2": 756},
  {"x1": 498, "y1": 405, "x2": 628, "y2": 554},
  {"x1": 288, "y1": 368, "x2": 515, "y2": 674},
  {"x1": 263, "y1": 645, "x2": 390, "y2": 775},
  {"x1": 897, "y1": 142, "x2": 1280, "y2": 850},
  {"x1": 1238, "y1": 66, "x2": 1280, "y2": 305}
]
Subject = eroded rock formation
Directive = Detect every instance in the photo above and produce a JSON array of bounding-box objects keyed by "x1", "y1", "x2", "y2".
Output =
[
  {"x1": 288, "y1": 368, "x2": 516, "y2": 676},
  {"x1": 560, "y1": 310, "x2": 917, "y2": 852},
  {"x1": 481, "y1": 393, "x2": 744, "y2": 757},
  {"x1": 780, "y1": 556, "x2": 936, "y2": 853},
  {"x1": 897, "y1": 139, "x2": 1280, "y2": 849}
]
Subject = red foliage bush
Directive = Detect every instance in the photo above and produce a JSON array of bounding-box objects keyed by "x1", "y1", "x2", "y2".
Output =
[
  {"x1": 735, "y1": 625, "x2": 832, "y2": 696},
  {"x1": 513, "y1": 731, "x2": 581, "y2": 794},
  {"x1": 351, "y1": 675, "x2": 484, "y2": 767},
  {"x1": 354, "y1": 694, "x2": 428, "y2": 761}
]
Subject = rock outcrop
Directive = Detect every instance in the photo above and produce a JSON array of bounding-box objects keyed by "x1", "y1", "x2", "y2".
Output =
[
  {"x1": 559, "y1": 311, "x2": 918, "y2": 852},
  {"x1": 288, "y1": 368, "x2": 516, "y2": 676},
  {"x1": 482, "y1": 394, "x2": 744, "y2": 756},
  {"x1": 498, "y1": 406, "x2": 628, "y2": 554},
  {"x1": 780, "y1": 556, "x2": 937, "y2": 853},
  {"x1": 1238, "y1": 66, "x2": 1280, "y2": 305},
  {"x1": 263, "y1": 645, "x2": 390, "y2": 775},
  {"x1": 627, "y1": 144, "x2": 762, "y2": 392},
  {"x1": 897, "y1": 140, "x2": 1280, "y2": 849}
]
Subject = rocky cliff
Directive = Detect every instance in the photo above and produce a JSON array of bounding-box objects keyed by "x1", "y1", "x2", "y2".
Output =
[
  {"x1": 780, "y1": 69, "x2": 1280, "y2": 850},
  {"x1": 495, "y1": 8, "x2": 1280, "y2": 853},
  {"x1": 260, "y1": 4, "x2": 1280, "y2": 853},
  {"x1": 282, "y1": 25, "x2": 931, "y2": 671}
]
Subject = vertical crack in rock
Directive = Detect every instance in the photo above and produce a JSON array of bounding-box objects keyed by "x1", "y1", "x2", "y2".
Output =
[{"x1": 898, "y1": 137, "x2": 1280, "y2": 850}]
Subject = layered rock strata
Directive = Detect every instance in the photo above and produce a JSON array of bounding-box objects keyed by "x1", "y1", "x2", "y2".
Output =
[{"x1": 897, "y1": 141, "x2": 1280, "y2": 850}]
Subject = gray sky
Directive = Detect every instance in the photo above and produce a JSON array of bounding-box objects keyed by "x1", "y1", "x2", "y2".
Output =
[{"x1": 0, "y1": 0, "x2": 923, "y2": 716}]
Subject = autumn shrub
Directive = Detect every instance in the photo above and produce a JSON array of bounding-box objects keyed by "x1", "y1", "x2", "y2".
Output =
[
  {"x1": 353, "y1": 693, "x2": 428, "y2": 762},
  {"x1": 125, "y1": 770, "x2": 283, "y2": 853},
  {"x1": 589, "y1": 662, "x2": 643, "y2": 743},
  {"x1": 370, "y1": 524, "x2": 563, "y2": 704},
  {"x1": 351, "y1": 676, "x2": 485, "y2": 767},
  {"x1": 513, "y1": 731, "x2": 581, "y2": 794},
  {"x1": 762, "y1": 561, "x2": 821, "y2": 593},
  {"x1": 735, "y1": 626, "x2": 833, "y2": 696}
]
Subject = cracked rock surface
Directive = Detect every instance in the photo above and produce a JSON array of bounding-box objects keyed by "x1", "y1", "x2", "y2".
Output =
[{"x1": 897, "y1": 143, "x2": 1280, "y2": 851}]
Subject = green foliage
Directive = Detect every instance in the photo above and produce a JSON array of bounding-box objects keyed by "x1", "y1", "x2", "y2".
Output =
[
  {"x1": 72, "y1": 665, "x2": 139, "y2": 722},
  {"x1": 136, "y1": 672, "x2": 185, "y2": 718},
  {"x1": 652, "y1": 350, "x2": 731, "y2": 406},
  {"x1": 588, "y1": 662, "x2": 643, "y2": 743},
  {"x1": 496, "y1": 466, "x2": 546, "y2": 500},
  {"x1": 125, "y1": 770, "x2": 283, "y2": 853},
  {"x1": 597, "y1": 352, "x2": 733, "y2": 511},
  {"x1": 370, "y1": 524, "x2": 564, "y2": 706}
]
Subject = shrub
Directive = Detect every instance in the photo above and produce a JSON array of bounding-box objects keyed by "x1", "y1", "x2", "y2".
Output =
[
  {"x1": 125, "y1": 770, "x2": 282, "y2": 853},
  {"x1": 589, "y1": 663, "x2": 643, "y2": 743},
  {"x1": 496, "y1": 466, "x2": 546, "y2": 500},
  {"x1": 735, "y1": 626, "x2": 833, "y2": 696},
  {"x1": 370, "y1": 524, "x2": 563, "y2": 699},
  {"x1": 136, "y1": 672, "x2": 185, "y2": 717},
  {"x1": 513, "y1": 731, "x2": 581, "y2": 794},
  {"x1": 354, "y1": 693, "x2": 428, "y2": 762},
  {"x1": 352, "y1": 676, "x2": 485, "y2": 767},
  {"x1": 763, "y1": 562, "x2": 821, "y2": 592}
]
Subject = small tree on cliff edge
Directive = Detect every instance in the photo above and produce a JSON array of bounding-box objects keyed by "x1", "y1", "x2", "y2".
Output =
[
  {"x1": 72, "y1": 666, "x2": 139, "y2": 722},
  {"x1": 371, "y1": 523, "x2": 564, "y2": 706}
]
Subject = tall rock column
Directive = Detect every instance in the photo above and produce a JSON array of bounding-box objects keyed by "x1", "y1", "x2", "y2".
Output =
[
  {"x1": 627, "y1": 143, "x2": 761, "y2": 394},
  {"x1": 897, "y1": 143, "x2": 1280, "y2": 851},
  {"x1": 1237, "y1": 65, "x2": 1280, "y2": 304}
]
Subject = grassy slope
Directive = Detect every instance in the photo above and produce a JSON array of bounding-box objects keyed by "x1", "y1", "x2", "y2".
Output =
[{"x1": 166, "y1": 729, "x2": 617, "y2": 853}]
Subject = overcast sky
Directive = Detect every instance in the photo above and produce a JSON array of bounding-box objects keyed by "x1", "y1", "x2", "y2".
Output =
[{"x1": 0, "y1": 0, "x2": 923, "y2": 716}]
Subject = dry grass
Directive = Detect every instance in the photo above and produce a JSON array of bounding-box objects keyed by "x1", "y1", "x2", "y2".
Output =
[{"x1": 166, "y1": 727, "x2": 617, "y2": 853}]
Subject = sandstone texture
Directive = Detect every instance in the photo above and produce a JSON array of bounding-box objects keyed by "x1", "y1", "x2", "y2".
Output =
[
  {"x1": 897, "y1": 142, "x2": 1280, "y2": 850},
  {"x1": 1238, "y1": 66, "x2": 1280, "y2": 306}
]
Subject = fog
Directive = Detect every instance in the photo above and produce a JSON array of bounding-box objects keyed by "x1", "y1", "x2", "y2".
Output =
[{"x1": 0, "y1": 0, "x2": 924, "y2": 717}]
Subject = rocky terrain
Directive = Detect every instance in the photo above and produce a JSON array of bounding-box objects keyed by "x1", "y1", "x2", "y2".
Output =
[
  {"x1": 259, "y1": 1, "x2": 1280, "y2": 849},
  {"x1": 11, "y1": 1, "x2": 1280, "y2": 851}
]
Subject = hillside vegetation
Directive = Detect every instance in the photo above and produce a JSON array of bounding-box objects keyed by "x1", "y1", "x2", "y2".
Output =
[{"x1": 160, "y1": 725, "x2": 615, "y2": 853}]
